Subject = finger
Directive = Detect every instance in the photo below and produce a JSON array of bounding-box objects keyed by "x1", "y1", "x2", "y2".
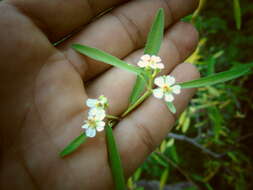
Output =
[
  {"x1": 115, "y1": 63, "x2": 200, "y2": 176},
  {"x1": 59, "y1": 0, "x2": 199, "y2": 80},
  {"x1": 86, "y1": 22, "x2": 199, "y2": 115},
  {"x1": 7, "y1": 0, "x2": 130, "y2": 42}
]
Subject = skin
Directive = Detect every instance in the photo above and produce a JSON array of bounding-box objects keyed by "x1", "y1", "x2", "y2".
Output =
[{"x1": 0, "y1": 0, "x2": 200, "y2": 189}]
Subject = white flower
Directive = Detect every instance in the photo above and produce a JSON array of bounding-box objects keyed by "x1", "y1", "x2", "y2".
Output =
[
  {"x1": 86, "y1": 95, "x2": 108, "y2": 110},
  {"x1": 82, "y1": 95, "x2": 108, "y2": 137},
  {"x1": 137, "y1": 54, "x2": 164, "y2": 70},
  {"x1": 82, "y1": 111, "x2": 106, "y2": 138},
  {"x1": 89, "y1": 108, "x2": 106, "y2": 120},
  {"x1": 153, "y1": 75, "x2": 181, "y2": 102}
]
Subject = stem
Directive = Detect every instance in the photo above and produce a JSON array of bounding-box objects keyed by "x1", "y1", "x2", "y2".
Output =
[
  {"x1": 121, "y1": 90, "x2": 152, "y2": 118},
  {"x1": 121, "y1": 69, "x2": 158, "y2": 118},
  {"x1": 168, "y1": 133, "x2": 225, "y2": 158},
  {"x1": 106, "y1": 114, "x2": 120, "y2": 121}
]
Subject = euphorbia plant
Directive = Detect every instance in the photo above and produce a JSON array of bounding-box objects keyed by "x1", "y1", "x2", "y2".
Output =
[{"x1": 59, "y1": 8, "x2": 252, "y2": 190}]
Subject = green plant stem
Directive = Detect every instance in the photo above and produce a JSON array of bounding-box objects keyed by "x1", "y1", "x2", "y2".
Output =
[
  {"x1": 121, "y1": 70, "x2": 157, "y2": 118},
  {"x1": 106, "y1": 114, "x2": 120, "y2": 121},
  {"x1": 121, "y1": 90, "x2": 152, "y2": 118}
]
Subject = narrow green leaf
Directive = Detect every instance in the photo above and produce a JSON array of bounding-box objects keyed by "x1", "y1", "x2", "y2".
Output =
[
  {"x1": 133, "y1": 168, "x2": 143, "y2": 181},
  {"x1": 129, "y1": 75, "x2": 147, "y2": 105},
  {"x1": 180, "y1": 67, "x2": 251, "y2": 89},
  {"x1": 144, "y1": 8, "x2": 165, "y2": 55},
  {"x1": 72, "y1": 44, "x2": 142, "y2": 75},
  {"x1": 129, "y1": 9, "x2": 165, "y2": 105},
  {"x1": 152, "y1": 153, "x2": 169, "y2": 168},
  {"x1": 166, "y1": 102, "x2": 176, "y2": 114},
  {"x1": 159, "y1": 168, "x2": 169, "y2": 190},
  {"x1": 160, "y1": 140, "x2": 167, "y2": 153},
  {"x1": 167, "y1": 145, "x2": 180, "y2": 164},
  {"x1": 167, "y1": 138, "x2": 175, "y2": 147},
  {"x1": 105, "y1": 125, "x2": 126, "y2": 190},
  {"x1": 60, "y1": 134, "x2": 87, "y2": 157},
  {"x1": 233, "y1": 0, "x2": 242, "y2": 30},
  {"x1": 182, "y1": 117, "x2": 190, "y2": 133}
]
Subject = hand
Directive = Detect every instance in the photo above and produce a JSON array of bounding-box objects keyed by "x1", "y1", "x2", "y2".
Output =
[{"x1": 0, "y1": 0, "x2": 199, "y2": 189}]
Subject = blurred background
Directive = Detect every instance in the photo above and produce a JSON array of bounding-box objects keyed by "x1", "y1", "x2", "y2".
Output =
[{"x1": 128, "y1": 0, "x2": 253, "y2": 189}]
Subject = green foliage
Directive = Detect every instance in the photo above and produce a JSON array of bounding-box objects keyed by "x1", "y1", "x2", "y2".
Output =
[
  {"x1": 129, "y1": 9, "x2": 164, "y2": 105},
  {"x1": 63, "y1": 4, "x2": 253, "y2": 190},
  {"x1": 180, "y1": 66, "x2": 251, "y2": 89},
  {"x1": 130, "y1": 1, "x2": 253, "y2": 190},
  {"x1": 233, "y1": 0, "x2": 242, "y2": 30},
  {"x1": 159, "y1": 168, "x2": 169, "y2": 190},
  {"x1": 72, "y1": 44, "x2": 142, "y2": 75},
  {"x1": 59, "y1": 134, "x2": 87, "y2": 157},
  {"x1": 105, "y1": 125, "x2": 126, "y2": 190},
  {"x1": 143, "y1": 8, "x2": 165, "y2": 55},
  {"x1": 166, "y1": 102, "x2": 176, "y2": 114}
]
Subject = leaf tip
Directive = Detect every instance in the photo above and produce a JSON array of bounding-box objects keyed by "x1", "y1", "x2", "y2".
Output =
[
  {"x1": 59, "y1": 150, "x2": 67, "y2": 158},
  {"x1": 157, "y1": 8, "x2": 165, "y2": 19}
]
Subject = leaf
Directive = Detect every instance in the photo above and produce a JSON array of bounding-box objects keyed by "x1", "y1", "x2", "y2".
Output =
[
  {"x1": 204, "y1": 183, "x2": 214, "y2": 190},
  {"x1": 60, "y1": 134, "x2": 87, "y2": 157},
  {"x1": 133, "y1": 168, "x2": 143, "y2": 181},
  {"x1": 208, "y1": 107, "x2": 224, "y2": 141},
  {"x1": 160, "y1": 140, "x2": 167, "y2": 153},
  {"x1": 144, "y1": 8, "x2": 165, "y2": 55},
  {"x1": 72, "y1": 44, "x2": 142, "y2": 75},
  {"x1": 159, "y1": 168, "x2": 169, "y2": 190},
  {"x1": 129, "y1": 9, "x2": 165, "y2": 105},
  {"x1": 166, "y1": 102, "x2": 176, "y2": 114},
  {"x1": 227, "y1": 151, "x2": 240, "y2": 163},
  {"x1": 180, "y1": 67, "x2": 251, "y2": 89},
  {"x1": 152, "y1": 153, "x2": 169, "y2": 168},
  {"x1": 167, "y1": 145, "x2": 180, "y2": 164},
  {"x1": 129, "y1": 75, "x2": 147, "y2": 105},
  {"x1": 182, "y1": 117, "x2": 190, "y2": 134},
  {"x1": 167, "y1": 138, "x2": 175, "y2": 147},
  {"x1": 105, "y1": 125, "x2": 126, "y2": 190},
  {"x1": 233, "y1": 0, "x2": 242, "y2": 30}
]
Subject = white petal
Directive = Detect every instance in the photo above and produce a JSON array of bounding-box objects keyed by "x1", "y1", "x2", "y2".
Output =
[
  {"x1": 86, "y1": 128, "x2": 96, "y2": 137},
  {"x1": 151, "y1": 55, "x2": 161, "y2": 62},
  {"x1": 81, "y1": 124, "x2": 89, "y2": 129},
  {"x1": 88, "y1": 108, "x2": 97, "y2": 117},
  {"x1": 137, "y1": 61, "x2": 147, "y2": 68},
  {"x1": 164, "y1": 93, "x2": 174, "y2": 102},
  {"x1": 86, "y1": 99, "x2": 97, "y2": 108},
  {"x1": 96, "y1": 121, "x2": 105, "y2": 132},
  {"x1": 141, "y1": 54, "x2": 151, "y2": 61},
  {"x1": 154, "y1": 76, "x2": 165, "y2": 87},
  {"x1": 165, "y1": 76, "x2": 176, "y2": 85},
  {"x1": 89, "y1": 109, "x2": 106, "y2": 120},
  {"x1": 172, "y1": 85, "x2": 181, "y2": 94},
  {"x1": 156, "y1": 63, "x2": 164, "y2": 69},
  {"x1": 153, "y1": 88, "x2": 164, "y2": 99},
  {"x1": 96, "y1": 110, "x2": 106, "y2": 120}
]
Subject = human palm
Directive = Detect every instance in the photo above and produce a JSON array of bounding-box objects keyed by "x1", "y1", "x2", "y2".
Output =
[{"x1": 0, "y1": 0, "x2": 199, "y2": 189}]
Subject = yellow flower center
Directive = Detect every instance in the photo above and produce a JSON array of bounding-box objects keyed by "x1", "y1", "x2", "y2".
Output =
[
  {"x1": 162, "y1": 84, "x2": 172, "y2": 93},
  {"x1": 87, "y1": 119, "x2": 97, "y2": 128},
  {"x1": 96, "y1": 102, "x2": 103, "y2": 107}
]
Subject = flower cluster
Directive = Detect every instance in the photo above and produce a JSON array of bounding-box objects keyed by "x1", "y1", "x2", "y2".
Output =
[
  {"x1": 137, "y1": 55, "x2": 181, "y2": 103},
  {"x1": 153, "y1": 75, "x2": 181, "y2": 102},
  {"x1": 137, "y1": 54, "x2": 164, "y2": 70},
  {"x1": 82, "y1": 95, "x2": 108, "y2": 137}
]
